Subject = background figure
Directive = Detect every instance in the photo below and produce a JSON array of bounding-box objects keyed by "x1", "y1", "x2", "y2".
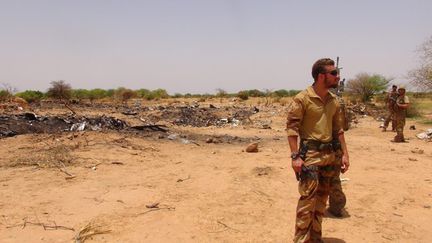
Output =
[
  {"x1": 392, "y1": 86, "x2": 410, "y2": 142},
  {"x1": 382, "y1": 85, "x2": 398, "y2": 132}
]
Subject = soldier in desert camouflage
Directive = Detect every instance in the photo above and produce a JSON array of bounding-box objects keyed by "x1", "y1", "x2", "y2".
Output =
[
  {"x1": 392, "y1": 86, "x2": 410, "y2": 142},
  {"x1": 382, "y1": 85, "x2": 399, "y2": 132},
  {"x1": 287, "y1": 58, "x2": 350, "y2": 243}
]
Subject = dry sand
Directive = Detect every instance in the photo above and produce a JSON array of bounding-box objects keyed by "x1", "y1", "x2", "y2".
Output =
[{"x1": 0, "y1": 104, "x2": 431, "y2": 243}]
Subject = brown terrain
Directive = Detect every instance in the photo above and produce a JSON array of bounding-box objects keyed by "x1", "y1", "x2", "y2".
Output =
[{"x1": 0, "y1": 98, "x2": 431, "y2": 243}]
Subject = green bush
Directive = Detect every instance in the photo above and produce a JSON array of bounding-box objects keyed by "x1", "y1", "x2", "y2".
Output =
[
  {"x1": 88, "y1": 89, "x2": 109, "y2": 102},
  {"x1": 237, "y1": 90, "x2": 249, "y2": 100},
  {"x1": 0, "y1": 89, "x2": 13, "y2": 101},
  {"x1": 15, "y1": 90, "x2": 45, "y2": 103},
  {"x1": 71, "y1": 89, "x2": 90, "y2": 101}
]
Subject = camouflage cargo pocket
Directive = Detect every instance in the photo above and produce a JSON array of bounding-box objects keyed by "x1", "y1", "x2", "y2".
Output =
[{"x1": 298, "y1": 177, "x2": 318, "y2": 198}]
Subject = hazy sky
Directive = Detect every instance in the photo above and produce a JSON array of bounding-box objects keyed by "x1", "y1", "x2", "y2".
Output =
[{"x1": 1, "y1": 0, "x2": 431, "y2": 94}]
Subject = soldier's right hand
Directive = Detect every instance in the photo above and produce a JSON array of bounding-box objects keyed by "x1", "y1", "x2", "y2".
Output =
[{"x1": 292, "y1": 158, "x2": 304, "y2": 173}]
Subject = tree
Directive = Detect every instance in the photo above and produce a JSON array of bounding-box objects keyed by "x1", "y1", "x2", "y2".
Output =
[
  {"x1": 215, "y1": 88, "x2": 228, "y2": 98},
  {"x1": 47, "y1": 80, "x2": 72, "y2": 101},
  {"x1": 346, "y1": 73, "x2": 391, "y2": 102},
  {"x1": 114, "y1": 87, "x2": 137, "y2": 103},
  {"x1": 408, "y1": 35, "x2": 432, "y2": 91}
]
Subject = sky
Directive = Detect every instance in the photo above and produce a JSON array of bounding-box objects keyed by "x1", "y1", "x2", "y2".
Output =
[{"x1": 1, "y1": 0, "x2": 431, "y2": 94}]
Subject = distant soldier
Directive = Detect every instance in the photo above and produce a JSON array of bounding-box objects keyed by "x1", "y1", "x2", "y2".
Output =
[
  {"x1": 382, "y1": 85, "x2": 398, "y2": 132},
  {"x1": 392, "y1": 86, "x2": 410, "y2": 142}
]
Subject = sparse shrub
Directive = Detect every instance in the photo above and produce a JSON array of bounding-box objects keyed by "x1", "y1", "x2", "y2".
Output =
[
  {"x1": 273, "y1": 89, "x2": 290, "y2": 97},
  {"x1": 114, "y1": 87, "x2": 137, "y2": 103},
  {"x1": 71, "y1": 89, "x2": 90, "y2": 102},
  {"x1": 15, "y1": 90, "x2": 44, "y2": 103},
  {"x1": 151, "y1": 89, "x2": 169, "y2": 99},
  {"x1": 247, "y1": 89, "x2": 265, "y2": 97},
  {"x1": 216, "y1": 89, "x2": 227, "y2": 98},
  {"x1": 172, "y1": 93, "x2": 183, "y2": 98},
  {"x1": 47, "y1": 80, "x2": 72, "y2": 101},
  {"x1": 88, "y1": 89, "x2": 108, "y2": 103},
  {"x1": 136, "y1": 89, "x2": 151, "y2": 99},
  {"x1": 237, "y1": 90, "x2": 249, "y2": 100},
  {"x1": 0, "y1": 89, "x2": 12, "y2": 101}
]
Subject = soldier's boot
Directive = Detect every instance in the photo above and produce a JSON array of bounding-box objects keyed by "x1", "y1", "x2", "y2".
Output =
[{"x1": 392, "y1": 134, "x2": 405, "y2": 143}]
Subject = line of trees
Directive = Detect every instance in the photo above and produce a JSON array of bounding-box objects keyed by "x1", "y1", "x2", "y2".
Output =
[{"x1": 2, "y1": 81, "x2": 301, "y2": 103}]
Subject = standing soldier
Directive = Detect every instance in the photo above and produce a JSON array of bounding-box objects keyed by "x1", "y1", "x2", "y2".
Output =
[
  {"x1": 382, "y1": 85, "x2": 398, "y2": 132},
  {"x1": 287, "y1": 58, "x2": 350, "y2": 243},
  {"x1": 392, "y1": 86, "x2": 410, "y2": 142}
]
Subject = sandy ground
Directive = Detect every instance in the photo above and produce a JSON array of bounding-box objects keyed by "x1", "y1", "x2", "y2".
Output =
[{"x1": 0, "y1": 105, "x2": 431, "y2": 243}]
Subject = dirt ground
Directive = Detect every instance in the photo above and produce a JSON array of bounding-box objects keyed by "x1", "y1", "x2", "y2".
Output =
[{"x1": 0, "y1": 100, "x2": 431, "y2": 243}]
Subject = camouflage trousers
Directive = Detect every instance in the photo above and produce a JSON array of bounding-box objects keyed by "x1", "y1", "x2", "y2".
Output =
[
  {"x1": 394, "y1": 116, "x2": 406, "y2": 142},
  {"x1": 383, "y1": 110, "x2": 396, "y2": 131},
  {"x1": 294, "y1": 150, "x2": 341, "y2": 243},
  {"x1": 328, "y1": 150, "x2": 346, "y2": 216}
]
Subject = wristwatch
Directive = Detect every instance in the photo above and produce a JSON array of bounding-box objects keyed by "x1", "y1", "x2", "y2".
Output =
[{"x1": 291, "y1": 152, "x2": 300, "y2": 160}]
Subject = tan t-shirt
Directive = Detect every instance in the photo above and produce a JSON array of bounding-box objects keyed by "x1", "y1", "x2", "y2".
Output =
[{"x1": 286, "y1": 86, "x2": 343, "y2": 143}]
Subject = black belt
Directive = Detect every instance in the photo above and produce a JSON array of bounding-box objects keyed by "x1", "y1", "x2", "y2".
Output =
[{"x1": 301, "y1": 139, "x2": 334, "y2": 151}]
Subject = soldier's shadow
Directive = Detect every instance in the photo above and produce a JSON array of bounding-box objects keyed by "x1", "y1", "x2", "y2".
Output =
[
  {"x1": 323, "y1": 208, "x2": 351, "y2": 219},
  {"x1": 322, "y1": 237, "x2": 346, "y2": 243}
]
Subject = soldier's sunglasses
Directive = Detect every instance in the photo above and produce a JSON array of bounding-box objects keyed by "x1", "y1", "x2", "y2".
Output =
[{"x1": 324, "y1": 70, "x2": 339, "y2": 76}]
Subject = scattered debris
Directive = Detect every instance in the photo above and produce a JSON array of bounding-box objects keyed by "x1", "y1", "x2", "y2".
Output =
[
  {"x1": 408, "y1": 158, "x2": 418, "y2": 161},
  {"x1": 409, "y1": 125, "x2": 416, "y2": 130},
  {"x1": 177, "y1": 175, "x2": 191, "y2": 182},
  {"x1": 111, "y1": 161, "x2": 124, "y2": 165},
  {"x1": 0, "y1": 114, "x2": 127, "y2": 138},
  {"x1": 411, "y1": 148, "x2": 424, "y2": 154},
  {"x1": 167, "y1": 134, "x2": 178, "y2": 140},
  {"x1": 254, "y1": 120, "x2": 272, "y2": 129},
  {"x1": 245, "y1": 142, "x2": 259, "y2": 153},
  {"x1": 121, "y1": 110, "x2": 138, "y2": 116},
  {"x1": 253, "y1": 166, "x2": 272, "y2": 176},
  {"x1": 145, "y1": 202, "x2": 160, "y2": 208},
  {"x1": 137, "y1": 205, "x2": 175, "y2": 216},
  {"x1": 416, "y1": 129, "x2": 432, "y2": 141},
  {"x1": 131, "y1": 124, "x2": 168, "y2": 132}
]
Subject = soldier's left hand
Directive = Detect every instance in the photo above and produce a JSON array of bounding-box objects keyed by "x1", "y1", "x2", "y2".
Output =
[{"x1": 341, "y1": 155, "x2": 350, "y2": 173}]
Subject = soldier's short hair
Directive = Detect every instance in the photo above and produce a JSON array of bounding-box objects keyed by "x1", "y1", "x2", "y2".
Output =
[
  {"x1": 392, "y1": 85, "x2": 397, "y2": 89},
  {"x1": 312, "y1": 58, "x2": 335, "y2": 81}
]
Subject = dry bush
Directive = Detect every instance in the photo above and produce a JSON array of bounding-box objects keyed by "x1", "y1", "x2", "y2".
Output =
[
  {"x1": 47, "y1": 80, "x2": 72, "y2": 101},
  {"x1": 11, "y1": 144, "x2": 74, "y2": 168}
]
